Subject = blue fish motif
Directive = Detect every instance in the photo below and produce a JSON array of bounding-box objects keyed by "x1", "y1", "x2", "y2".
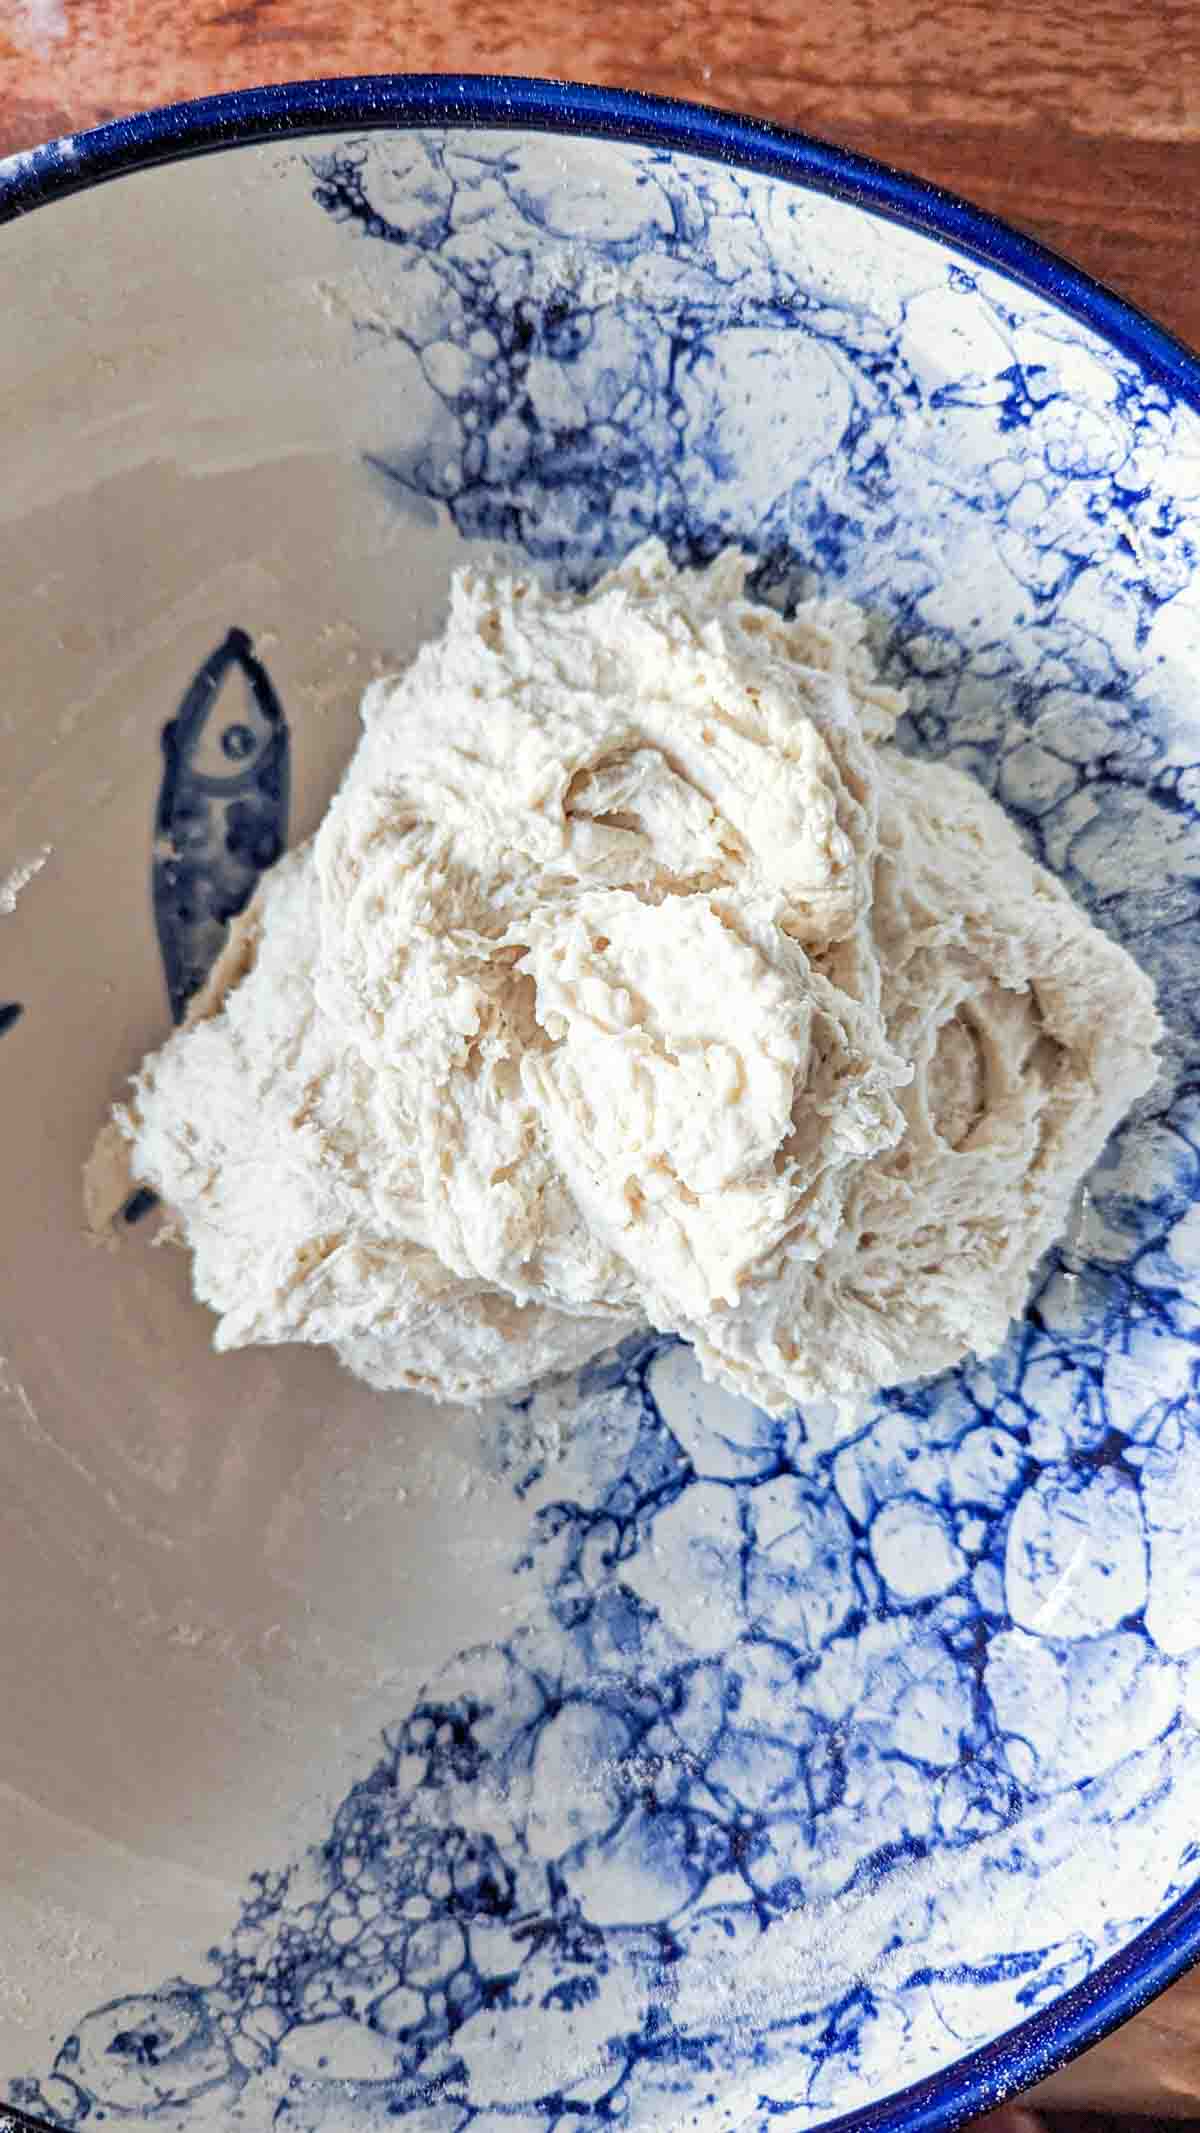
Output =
[
  {"x1": 153, "y1": 627, "x2": 290, "y2": 1026},
  {"x1": 0, "y1": 1001, "x2": 24, "y2": 1038}
]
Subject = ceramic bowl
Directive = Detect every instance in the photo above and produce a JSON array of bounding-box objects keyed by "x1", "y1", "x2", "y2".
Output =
[{"x1": 2, "y1": 77, "x2": 1199, "y2": 2133}]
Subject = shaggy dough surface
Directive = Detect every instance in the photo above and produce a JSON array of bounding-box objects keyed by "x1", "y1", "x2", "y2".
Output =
[{"x1": 115, "y1": 542, "x2": 1161, "y2": 1410}]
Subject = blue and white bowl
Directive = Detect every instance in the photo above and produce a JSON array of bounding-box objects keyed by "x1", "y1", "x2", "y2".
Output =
[{"x1": 1, "y1": 77, "x2": 1199, "y2": 2133}]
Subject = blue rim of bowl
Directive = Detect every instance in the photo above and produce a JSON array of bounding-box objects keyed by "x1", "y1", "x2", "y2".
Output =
[
  {"x1": 2, "y1": 72, "x2": 1199, "y2": 401},
  {"x1": 1, "y1": 70, "x2": 1198, "y2": 2133}
]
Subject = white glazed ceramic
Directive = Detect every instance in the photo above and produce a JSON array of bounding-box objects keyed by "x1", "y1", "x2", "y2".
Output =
[{"x1": 1, "y1": 79, "x2": 1199, "y2": 2133}]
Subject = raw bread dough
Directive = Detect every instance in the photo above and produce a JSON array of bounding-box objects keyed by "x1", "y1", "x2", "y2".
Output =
[{"x1": 112, "y1": 542, "x2": 1161, "y2": 1411}]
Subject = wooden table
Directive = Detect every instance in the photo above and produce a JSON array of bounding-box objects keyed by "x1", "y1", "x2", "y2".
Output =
[{"x1": 2, "y1": 0, "x2": 1198, "y2": 2119}]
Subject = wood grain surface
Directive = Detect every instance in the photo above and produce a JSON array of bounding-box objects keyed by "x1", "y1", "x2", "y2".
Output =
[{"x1": 2, "y1": 0, "x2": 1199, "y2": 2117}]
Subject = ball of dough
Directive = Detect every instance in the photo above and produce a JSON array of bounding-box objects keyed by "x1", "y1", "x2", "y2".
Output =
[{"x1": 120, "y1": 542, "x2": 1160, "y2": 1414}]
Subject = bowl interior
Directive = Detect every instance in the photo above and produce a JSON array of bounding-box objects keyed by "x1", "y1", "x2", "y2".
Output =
[{"x1": 2, "y1": 110, "x2": 1200, "y2": 2133}]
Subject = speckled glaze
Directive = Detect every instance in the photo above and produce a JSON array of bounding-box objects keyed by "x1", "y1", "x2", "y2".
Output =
[{"x1": 1, "y1": 82, "x2": 1199, "y2": 2133}]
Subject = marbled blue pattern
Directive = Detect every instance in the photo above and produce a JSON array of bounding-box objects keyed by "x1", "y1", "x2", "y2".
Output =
[
  {"x1": 13, "y1": 1335, "x2": 1200, "y2": 2132},
  {"x1": 11, "y1": 119, "x2": 1200, "y2": 2133}
]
